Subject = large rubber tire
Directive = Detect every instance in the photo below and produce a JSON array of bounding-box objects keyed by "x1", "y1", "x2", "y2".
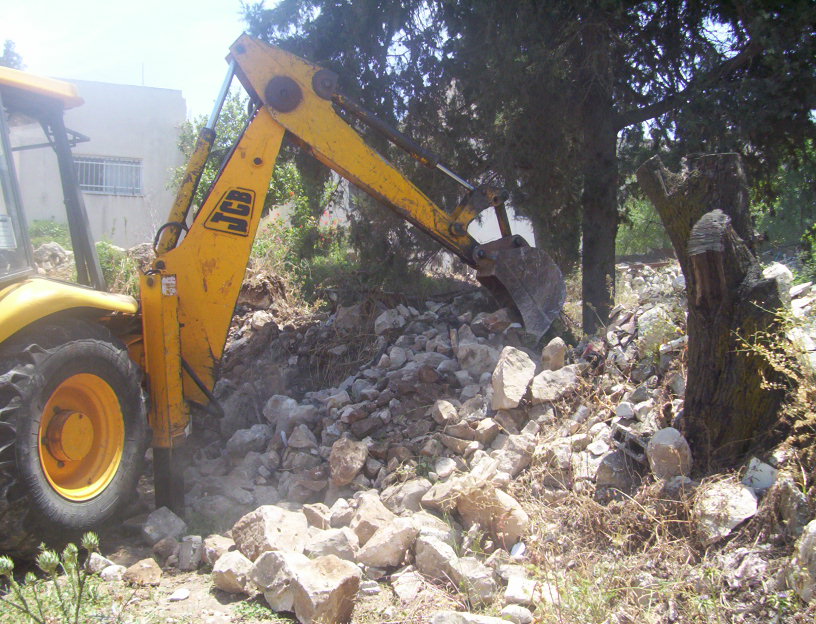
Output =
[{"x1": 0, "y1": 319, "x2": 148, "y2": 555}]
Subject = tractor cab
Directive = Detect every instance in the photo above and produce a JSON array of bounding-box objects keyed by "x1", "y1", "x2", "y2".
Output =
[{"x1": 0, "y1": 66, "x2": 104, "y2": 290}]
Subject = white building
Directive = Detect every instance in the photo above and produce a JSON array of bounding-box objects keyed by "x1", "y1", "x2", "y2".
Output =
[{"x1": 14, "y1": 79, "x2": 185, "y2": 248}]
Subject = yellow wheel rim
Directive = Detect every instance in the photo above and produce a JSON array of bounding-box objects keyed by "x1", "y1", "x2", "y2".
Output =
[{"x1": 39, "y1": 373, "x2": 124, "y2": 501}]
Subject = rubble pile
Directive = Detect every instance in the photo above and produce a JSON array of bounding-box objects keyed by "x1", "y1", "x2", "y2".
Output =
[{"x1": 111, "y1": 261, "x2": 815, "y2": 622}]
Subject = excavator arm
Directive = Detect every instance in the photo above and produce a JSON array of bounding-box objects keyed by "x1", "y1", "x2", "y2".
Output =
[{"x1": 141, "y1": 35, "x2": 564, "y2": 505}]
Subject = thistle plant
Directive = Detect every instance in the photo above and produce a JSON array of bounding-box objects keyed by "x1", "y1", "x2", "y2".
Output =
[{"x1": 0, "y1": 532, "x2": 100, "y2": 624}]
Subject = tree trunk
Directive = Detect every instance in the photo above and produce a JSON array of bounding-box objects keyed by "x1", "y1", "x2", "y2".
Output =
[
  {"x1": 637, "y1": 154, "x2": 787, "y2": 470},
  {"x1": 580, "y1": 120, "x2": 619, "y2": 334},
  {"x1": 578, "y1": 23, "x2": 618, "y2": 335}
]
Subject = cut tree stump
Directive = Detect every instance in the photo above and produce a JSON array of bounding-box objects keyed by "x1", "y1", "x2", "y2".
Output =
[{"x1": 636, "y1": 153, "x2": 788, "y2": 470}]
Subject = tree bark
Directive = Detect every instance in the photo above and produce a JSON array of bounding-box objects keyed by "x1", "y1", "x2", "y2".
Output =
[
  {"x1": 637, "y1": 154, "x2": 787, "y2": 470},
  {"x1": 578, "y1": 23, "x2": 619, "y2": 335},
  {"x1": 581, "y1": 122, "x2": 619, "y2": 334}
]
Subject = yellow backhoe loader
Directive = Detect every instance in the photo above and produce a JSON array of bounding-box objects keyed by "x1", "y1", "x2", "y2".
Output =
[{"x1": 0, "y1": 35, "x2": 564, "y2": 554}]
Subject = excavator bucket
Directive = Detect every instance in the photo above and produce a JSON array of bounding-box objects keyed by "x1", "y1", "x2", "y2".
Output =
[{"x1": 474, "y1": 238, "x2": 566, "y2": 340}]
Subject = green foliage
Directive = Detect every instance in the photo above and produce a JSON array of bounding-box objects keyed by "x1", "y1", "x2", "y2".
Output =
[
  {"x1": 172, "y1": 90, "x2": 250, "y2": 210},
  {"x1": 233, "y1": 597, "x2": 289, "y2": 622},
  {"x1": 616, "y1": 197, "x2": 672, "y2": 257},
  {"x1": 28, "y1": 219, "x2": 72, "y2": 250},
  {"x1": 752, "y1": 140, "x2": 816, "y2": 269},
  {"x1": 801, "y1": 225, "x2": 816, "y2": 282},
  {"x1": 0, "y1": 40, "x2": 23, "y2": 69},
  {"x1": 95, "y1": 241, "x2": 139, "y2": 296},
  {"x1": 0, "y1": 533, "x2": 105, "y2": 624}
]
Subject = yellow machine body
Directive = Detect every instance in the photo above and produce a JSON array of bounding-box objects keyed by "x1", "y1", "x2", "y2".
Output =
[{"x1": 0, "y1": 278, "x2": 138, "y2": 344}]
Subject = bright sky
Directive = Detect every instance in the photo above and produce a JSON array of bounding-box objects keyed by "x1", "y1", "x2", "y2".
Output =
[{"x1": 3, "y1": 0, "x2": 253, "y2": 119}]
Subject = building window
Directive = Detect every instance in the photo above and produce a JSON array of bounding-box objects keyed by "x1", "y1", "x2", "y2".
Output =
[{"x1": 74, "y1": 156, "x2": 142, "y2": 196}]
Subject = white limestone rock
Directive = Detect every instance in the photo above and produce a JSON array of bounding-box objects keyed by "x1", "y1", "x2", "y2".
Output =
[{"x1": 491, "y1": 346, "x2": 536, "y2": 410}]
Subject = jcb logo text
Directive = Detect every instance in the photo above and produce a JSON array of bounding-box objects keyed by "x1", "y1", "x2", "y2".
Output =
[{"x1": 205, "y1": 188, "x2": 255, "y2": 236}]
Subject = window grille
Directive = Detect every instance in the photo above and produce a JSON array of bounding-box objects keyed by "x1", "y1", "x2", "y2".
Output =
[{"x1": 74, "y1": 156, "x2": 142, "y2": 196}]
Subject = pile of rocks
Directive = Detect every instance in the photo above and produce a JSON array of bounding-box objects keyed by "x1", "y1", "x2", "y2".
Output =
[{"x1": 106, "y1": 260, "x2": 816, "y2": 622}]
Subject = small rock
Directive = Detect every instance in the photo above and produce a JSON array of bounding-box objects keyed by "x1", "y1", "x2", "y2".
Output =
[
  {"x1": 380, "y1": 478, "x2": 432, "y2": 514},
  {"x1": 415, "y1": 534, "x2": 460, "y2": 583},
  {"x1": 504, "y1": 574, "x2": 559, "y2": 606},
  {"x1": 763, "y1": 262, "x2": 794, "y2": 291},
  {"x1": 329, "y1": 438, "x2": 369, "y2": 486},
  {"x1": 456, "y1": 327, "x2": 501, "y2": 377},
  {"x1": 168, "y1": 587, "x2": 190, "y2": 602},
  {"x1": 203, "y1": 534, "x2": 235, "y2": 567},
  {"x1": 540, "y1": 337, "x2": 567, "y2": 371},
  {"x1": 615, "y1": 402, "x2": 635, "y2": 419},
  {"x1": 86, "y1": 552, "x2": 115, "y2": 574},
  {"x1": 305, "y1": 527, "x2": 359, "y2": 561},
  {"x1": 435, "y1": 457, "x2": 458, "y2": 479},
  {"x1": 595, "y1": 450, "x2": 640, "y2": 493},
  {"x1": 530, "y1": 364, "x2": 581, "y2": 403},
  {"x1": 375, "y1": 309, "x2": 407, "y2": 335},
  {"x1": 455, "y1": 556, "x2": 498, "y2": 606},
  {"x1": 432, "y1": 400, "x2": 459, "y2": 425},
  {"x1": 694, "y1": 480, "x2": 758, "y2": 545},
  {"x1": 142, "y1": 506, "x2": 187, "y2": 546},
  {"x1": 457, "y1": 482, "x2": 529, "y2": 548},
  {"x1": 349, "y1": 491, "x2": 397, "y2": 545},
  {"x1": 500, "y1": 604, "x2": 534, "y2": 624},
  {"x1": 646, "y1": 427, "x2": 692, "y2": 479},
  {"x1": 391, "y1": 567, "x2": 425, "y2": 603},
  {"x1": 491, "y1": 346, "x2": 536, "y2": 410},
  {"x1": 226, "y1": 424, "x2": 272, "y2": 457},
  {"x1": 491, "y1": 434, "x2": 535, "y2": 478},
  {"x1": 100, "y1": 564, "x2": 126, "y2": 582},
  {"x1": 356, "y1": 517, "x2": 419, "y2": 568},
  {"x1": 329, "y1": 498, "x2": 354, "y2": 528},
  {"x1": 741, "y1": 457, "x2": 778, "y2": 494},
  {"x1": 251, "y1": 550, "x2": 309, "y2": 612},
  {"x1": 776, "y1": 477, "x2": 812, "y2": 537},
  {"x1": 232, "y1": 505, "x2": 310, "y2": 561},
  {"x1": 359, "y1": 579, "x2": 381, "y2": 595},
  {"x1": 123, "y1": 558, "x2": 162, "y2": 586},
  {"x1": 294, "y1": 555, "x2": 362, "y2": 624},
  {"x1": 178, "y1": 535, "x2": 204, "y2": 571},
  {"x1": 212, "y1": 550, "x2": 253, "y2": 594},
  {"x1": 787, "y1": 519, "x2": 816, "y2": 602},
  {"x1": 303, "y1": 503, "x2": 332, "y2": 529}
]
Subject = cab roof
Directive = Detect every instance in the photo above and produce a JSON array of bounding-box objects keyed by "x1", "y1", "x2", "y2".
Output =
[{"x1": 0, "y1": 65, "x2": 83, "y2": 109}]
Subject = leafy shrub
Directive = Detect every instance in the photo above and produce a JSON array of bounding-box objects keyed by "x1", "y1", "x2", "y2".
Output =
[
  {"x1": 28, "y1": 219, "x2": 72, "y2": 250},
  {"x1": 95, "y1": 241, "x2": 138, "y2": 296}
]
